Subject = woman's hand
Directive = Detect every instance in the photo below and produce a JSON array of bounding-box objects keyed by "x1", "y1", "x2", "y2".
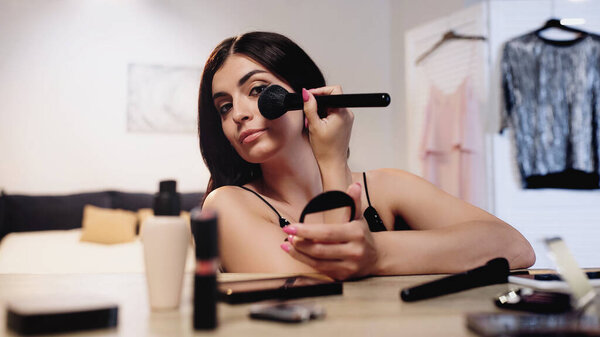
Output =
[
  {"x1": 303, "y1": 86, "x2": 354, "y2": 197},
  {"x1": 303, "y1": 86, "x2": 354, "y2": 170},
  {"x1": 280, "y1": 182, "x2": 379, "y2": 280}
]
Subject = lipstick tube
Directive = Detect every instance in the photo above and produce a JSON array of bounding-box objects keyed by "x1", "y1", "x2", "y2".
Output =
[{"x1": 191, "y1": 209, "x2": 219, "y2": 330}]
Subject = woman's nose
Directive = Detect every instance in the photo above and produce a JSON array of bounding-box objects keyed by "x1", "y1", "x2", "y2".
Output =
[{"x1": 232, "y1": 98, "x2": 256, "y2": 123}]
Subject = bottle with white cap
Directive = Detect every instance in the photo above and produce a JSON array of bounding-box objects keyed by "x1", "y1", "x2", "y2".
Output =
[{"x1": 141, "y1": 180, "x2": 190, "y2": 310}]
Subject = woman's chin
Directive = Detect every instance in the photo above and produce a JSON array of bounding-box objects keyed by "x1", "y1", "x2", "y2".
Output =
[{"x1": 240, "y1": 148, "x2": 278, "y2": 164}]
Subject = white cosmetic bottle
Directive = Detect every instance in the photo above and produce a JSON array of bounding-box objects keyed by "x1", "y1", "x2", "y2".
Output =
[{"x1": 142, "y1": 180, "x2": 190, "y2": 310}]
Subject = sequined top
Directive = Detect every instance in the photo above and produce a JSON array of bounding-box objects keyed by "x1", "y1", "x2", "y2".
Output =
[{"x1": 501, "y1": 32, "x2": 600, "y2": 188}]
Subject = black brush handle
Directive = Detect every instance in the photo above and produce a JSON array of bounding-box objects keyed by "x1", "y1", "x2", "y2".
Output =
[
  {"x1": 285, "y1": 93, "x2": 390, "y2": 111},
  {"x1": 316, "y1": 93, "x2": 390, "y2": 108},
  {"x1": 400, "y1": 258, "x2": 509, "y2": 302}
]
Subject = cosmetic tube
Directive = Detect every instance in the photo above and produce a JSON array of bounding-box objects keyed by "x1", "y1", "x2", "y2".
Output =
[
  {"x1": 142, "y1": 180, "x2": 190, "y2": 310},
  {"x1": 191, "y1": 209, "x2": 219, "y2": 330}
]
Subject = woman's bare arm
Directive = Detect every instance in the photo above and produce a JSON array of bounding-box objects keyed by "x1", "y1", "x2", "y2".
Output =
[{"x1": 369, "y1": 168, "x2": 536, "y2": 274}]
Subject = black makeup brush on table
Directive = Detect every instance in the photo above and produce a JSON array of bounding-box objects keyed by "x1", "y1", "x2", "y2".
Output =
[{"x1": 400, "y1": 258, "x2": 510, "y2": 302}]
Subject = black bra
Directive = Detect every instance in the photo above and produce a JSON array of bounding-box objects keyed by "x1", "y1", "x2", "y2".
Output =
[{"x1": 240, "y1": 172, "x2": 389, "y2": 232}]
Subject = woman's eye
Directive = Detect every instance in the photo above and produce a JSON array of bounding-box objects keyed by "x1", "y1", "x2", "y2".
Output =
[
  {"x1": 218, "y1": 103, "x2": 232, "y2": 115},
  {"x1": 249, "y1": 85, "x2": 267, "y2": 96}
]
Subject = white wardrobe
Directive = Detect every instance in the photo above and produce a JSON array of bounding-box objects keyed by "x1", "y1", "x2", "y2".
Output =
[{"x1": 405, "y1": 0, "x2": 600, "y2": 268}]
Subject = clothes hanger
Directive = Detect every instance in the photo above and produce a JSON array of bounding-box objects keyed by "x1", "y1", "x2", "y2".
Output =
[
  {"x1": 535, "y1": 18, "x2": 589, "y2": 36},
  {"x1": 416, "y1": 30, "x2": 487, "y2": 65}
]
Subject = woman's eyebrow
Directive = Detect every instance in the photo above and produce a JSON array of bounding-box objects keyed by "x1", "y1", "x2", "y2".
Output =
[
  {"x1": 212, "y1": 69, "x2": 268, "y2": 101},
  {"x1": 238, "y1": 70, "x2": 267, "y2": 87},
  {"x1": 212, "y1": 92, "x2": 227, "y2": 100}
]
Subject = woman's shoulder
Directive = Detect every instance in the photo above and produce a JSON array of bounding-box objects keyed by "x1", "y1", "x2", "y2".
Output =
[
  {"x1": 202, "y1": 185, "x2": 249, "y2": 210},
  {"x1": 357, "y1": 168, "x2": 437, "y2": 200},
  {"x1": 357, "y1": 168, "x2": 423, "y2": 183},
  {"x1": 203, "y1": 184, "x2": 276, "y2": 226}
]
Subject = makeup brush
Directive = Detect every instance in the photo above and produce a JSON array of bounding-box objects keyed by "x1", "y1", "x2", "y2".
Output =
[
  {"x1": 258, "y1": 85, "x2": 390, "y2": 120},
  {"x1": 400, "y1": 258, "x2": 510, "y2": 302}
]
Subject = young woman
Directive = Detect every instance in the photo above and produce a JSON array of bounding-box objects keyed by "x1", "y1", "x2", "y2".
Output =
[{"x1": 198, "y1": 31, "x2": 535, "y2": 280}]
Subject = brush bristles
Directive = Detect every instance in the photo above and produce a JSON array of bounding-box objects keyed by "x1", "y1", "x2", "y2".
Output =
[{"x1": 258, "y1": 85, "x2": 290, "y2": 119}]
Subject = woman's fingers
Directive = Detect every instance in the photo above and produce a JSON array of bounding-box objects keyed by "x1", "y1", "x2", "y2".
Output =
[
  {"x1": 308, "y1": 85, "x2": 343, "y2": 96},
  {"x1": 302, "y1": 88, "x2": 321, "y2": 126},
  {"x1": 291, "y1": 239, "x2": 365, "y2": 261},
  {"x1": 284, "y1": 240, "x2": 346, "y2": 260},
  {"x1": 346, "y1": 182, "x2": 362, "y2": 221},
  {"x1": 279, "y1": 181, "x2": 377, "y2": 280},
  {"x1": 280, "y1": 242, "x2": 359, "y2": 280},
  {"x1": 280, "y1": 242, "x2": 333, "y2": 269},
  {"x1": 283, "y1": 221, "x2": 364, "y2": 243},
  {"x1": 302, "y1": 85, "x2": 346, "y2": 125}
]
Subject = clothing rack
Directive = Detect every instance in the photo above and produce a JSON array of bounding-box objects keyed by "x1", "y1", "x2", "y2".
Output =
[{"x1": 415, "y1": 30, "x2": 486, "y2": 65}]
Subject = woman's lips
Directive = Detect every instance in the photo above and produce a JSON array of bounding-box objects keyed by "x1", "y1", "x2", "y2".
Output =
[{"x1": 240, "y1": 129, "x2": 266, "y2": 144}]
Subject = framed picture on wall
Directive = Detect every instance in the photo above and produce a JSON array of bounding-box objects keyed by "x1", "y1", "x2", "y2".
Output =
[{"x1": 127, "y1": 63, "x2": 201, "y2": 133}]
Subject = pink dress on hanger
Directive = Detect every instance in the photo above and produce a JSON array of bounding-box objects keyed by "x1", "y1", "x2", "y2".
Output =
[{"x1": 420, "y1": 77, "x2": 485, "y2": 208}]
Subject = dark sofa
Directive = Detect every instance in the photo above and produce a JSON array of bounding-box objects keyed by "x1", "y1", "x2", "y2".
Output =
[{"x1": 0, "y1": 190, "x2": 204, "y2": 241}]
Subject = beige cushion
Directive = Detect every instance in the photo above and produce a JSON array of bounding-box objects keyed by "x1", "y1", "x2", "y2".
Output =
[
  {"x1": 80, "y1": 205, "x2": 137, "y2": 244},
  {"x1": 137, "y1": 208, "x2": 154, "y2": 229}
]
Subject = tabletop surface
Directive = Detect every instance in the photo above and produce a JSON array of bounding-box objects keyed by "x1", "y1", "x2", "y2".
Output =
[{"x1": 0, "y1": 271, "x2": 588, "y2": 337}]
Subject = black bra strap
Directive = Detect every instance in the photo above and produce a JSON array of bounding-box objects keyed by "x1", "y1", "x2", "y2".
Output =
[
  {"x1": 239, "y1": 186, "x2": 290, "y2": 227},
  {"x1": 363, "y1": 172, "x2": 373, "y2": 207},
  {"x1": 362, "y1": 172, "x2": 387, "y2": 232}
]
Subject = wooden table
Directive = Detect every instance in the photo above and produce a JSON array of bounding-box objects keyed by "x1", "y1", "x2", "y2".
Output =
[{"x1": 0, "y1": 272, "x2": 555, "y2": 336}]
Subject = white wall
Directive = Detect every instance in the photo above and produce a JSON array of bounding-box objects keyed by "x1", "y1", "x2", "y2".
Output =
[{"x1": 0, "y1": 0, "x2": 395, "y2": 194}]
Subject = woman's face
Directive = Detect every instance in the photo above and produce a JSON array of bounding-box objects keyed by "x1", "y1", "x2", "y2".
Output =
[{"x1": 212, "y1": 54, "x2": 303, "y2": 164}]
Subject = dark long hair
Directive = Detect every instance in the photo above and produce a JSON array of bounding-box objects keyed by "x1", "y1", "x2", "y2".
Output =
[{"x1": 198, "y1": 32, "x2": 326, "y2": 202}]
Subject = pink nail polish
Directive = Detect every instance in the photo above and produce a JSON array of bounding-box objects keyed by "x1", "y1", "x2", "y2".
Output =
[
  {"x1": 288, "y1": 235, "x2": 294, "y2": 243},
  {"x1": 302, "y1": 88, "x2": 309, "y2": 102},
  {"x1": 280, "y1": 243, "x2": 291, "y2": 252},
  {"x1": 283, "y1": 226, "x2": 297, "y2": 235}
]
